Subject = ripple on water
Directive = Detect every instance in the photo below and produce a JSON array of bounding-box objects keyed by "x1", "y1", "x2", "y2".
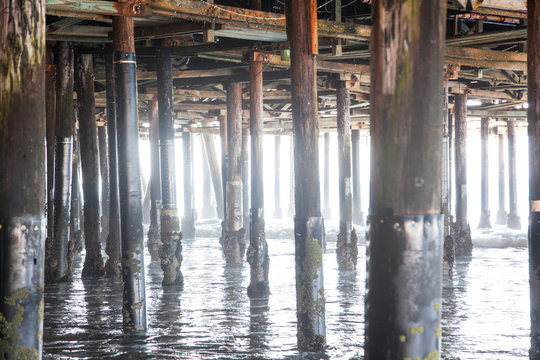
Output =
[{"x1": 44, "y1": 226, "x2": 528, "y2": 359}]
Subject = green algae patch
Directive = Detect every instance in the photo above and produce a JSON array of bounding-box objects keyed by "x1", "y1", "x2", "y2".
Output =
[{"x1": 0, "y1": 288, "x2": 39, "y2": 360}]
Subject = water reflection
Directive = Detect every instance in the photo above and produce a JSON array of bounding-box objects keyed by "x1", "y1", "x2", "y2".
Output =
[{"x1": 43, "y1": 229, "x2": 529, "y2": 359}]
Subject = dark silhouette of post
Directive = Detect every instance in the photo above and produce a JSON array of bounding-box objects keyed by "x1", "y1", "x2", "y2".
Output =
[
  {"x1": 527, "y1": 1, "x2": 540, "y2": 354},
  {"x1": 75, "y1": 53, "x2": 105, "y2": 277},
  {"x1": 47, "y1": 42, "x2": 75, "y2": 282},
  {"x1": 104, "y1": 54, "x2": 122, "y2": 278},
  {"x1": 157, "y1": 43, "x2": 183, "y2": 285},
  {"x1": 366, "y1": 1, "x2": 446, "y2": 358},
  {"x1": 113, "y1": 14, "x2": 147, "y2": 330},
  {"x1": 0, "y1": 0, "x2": 47, "y2": 353}
]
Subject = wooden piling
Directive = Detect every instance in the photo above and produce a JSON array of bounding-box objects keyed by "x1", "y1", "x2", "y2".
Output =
[
  {"x1": 336, "y1": 82, "x2": 357, "y2": 271},
  {"x1": 323, "y1": 132, "x2": 331, "y2": 219},
  {"x1": 104, "y1": 54, "x2": 122, "y2": 278},
  {"x1": 442, "y1": 83, "x2": 454, "y2": 275},
  {"x1": 182, "y1": 131, "x2": 196, "y2": 238},
  {"x1": 274, "y1": 135, "x2": 282, "y2": 218},
  {"x1": 113, "y1": 14, "x2": 147, "y2": 330},
  {"x1": 351, "y1": 129, "x2": 364, "y2": 226},
  {"x1": 147, "y1": 96, "x2": 161, "y2": 259},
  {"x1": 453, "y1": 93, "x2": 472, "y2": 257},
  {"x1": 157, "y1": 42, "x2": 183, "y2": 286},
  {"x1": 221, "y1": 81, "x2": 245, "y2": 264},
  {"x1": 286, "y1": 0, "x2": 326, "y2": 350},
  {"x1": 288, "y1": 135, "x2": 295, "y2": 217},
  {"x1": 203, "y1": 134, "x2": 225, "y2": 219},
  {"x1": 201, "y1": 137, "x2": 215, "y2": 219},
  {"x1": 507, "y1": 118, "x2": 521, "y2": 229},
  {"x1": 242, "y1": 127, "x2": 250, "y2": 241},
  {"x1": 70, "y1": 125, "x2": 83, "y2": 255},
  {"x1": 366, "y1": 1, "x2": 446, "y2": 359},
  {"x1": 0, "y1": 0, "x2": 46, "y2": 354},
  {"x1": 247, "y1": 56, "x2": 270, "y2": 297},
  {"x1": 98, "y1": 125, "x2": 110, "y2": 244},
  {"x1": 479, "y1": 117, "x2": 492, "y2": 228},
  {"x1": 46, "y1": 45, "x2": 57, "y2": 262},
  {"x1": 75, "y1": 53, "x2": 105, "y2": 277},
  {"x1": 220, "y1": 114, "x2": 228, "y2": 221},
  {"x1": 495, "y1": 129, "x2": 508, "y2": 224},
  {"x1": 47, "y1": 42, "x2": 75, "y2": 282},
  {"x1": 527, "y1": 0, "x2": 540, "y2": 354}
]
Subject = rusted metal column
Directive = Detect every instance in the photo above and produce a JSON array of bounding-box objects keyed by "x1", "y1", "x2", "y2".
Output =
[
  {"x1": 366, "y1": 1, "x2": 446, "y2": 359},
  {"x1": 0, "y1": 0, "x2": 46, "y2": 354},
  {"x1": 453, "y1": 93, "x2": 472, "y2": 257},
  {"x1": 247, "y1": 56, "x2": 269, "y2": 297},
  {"x1": 75, "y1": 53, "x2": 105, "y2": 277},
  {"x1": 104, "y1": 54, "x2": 122, "y2": 278},
  {"x1": 507, "y1": 118, "x2": 521, "y2": 229},
  {"x1": 351, "y1": 129, "x2": 364, "y2": 226},
  {"x1": 336, "y1": 82, "x2": 357, "y2": 270},
  {"x1": 98, "y1": 125, "x2": 110, "y2": 244},
  {"x1": 203, "y1": 134, "x2": 224, "y2": 219},
  {"x1": 181, "y1": 131, "x2": 196, "y2": 238},
  {"x1": 221, "y1": 82, "x2": 245, "y2": 264},
  {"x1": 286, "y1": 0, "x2": 326, "y2": 350},
  {"x1": 274, "y1": 135, "x2": 282, "y2": 218},
  {"x1": 242, "y1": 127, "x2": 250, "y2": 240},
  {"x1": 113, "y1": 14, "x2": 147, "y2": 330},
  {"x1": 323, "y1": 132, "x2": 331, "y2": 219},
  {"x1": 495, "y1": 129, "x2": 508, "y2": 224},
  {"x1": 147, "y1": 96, "x2": 161, "y2": 259},
  {"x1": 479, "y1": 117, "x2": 492, "y2": 228},
  {"x1": 156, "y1": 43, "x2": 183, "y2": 286},
  {"x1": 220, "y1": 114, "x2": 228, "y2": 221},
  {"x1": 47, "y1": 42, "x2": 75, "y2": 282},
  {"x1": 528, "y1": 1, "x2": 540, "y2": 354},
  {"x1": 46, "y1": 45, "x2": 56, "y2": 257}
]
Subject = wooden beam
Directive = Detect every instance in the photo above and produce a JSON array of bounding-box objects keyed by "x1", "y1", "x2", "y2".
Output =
[
  {"x1": 46, "y1": 0, "x2": 151, "y2": 17},
  {"x1": 446, "y1": 46, "x2": 526, "y2": 71},
  {"x1": 45, "y1": 0, "x2": 371, "y2": 41}
]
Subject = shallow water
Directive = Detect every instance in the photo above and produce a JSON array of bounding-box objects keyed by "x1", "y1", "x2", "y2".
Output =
[{"x1": 43, "y1": 223, "x2": 530, "y2": 359}]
